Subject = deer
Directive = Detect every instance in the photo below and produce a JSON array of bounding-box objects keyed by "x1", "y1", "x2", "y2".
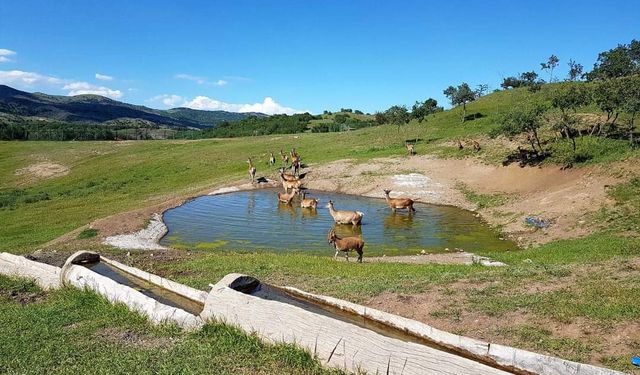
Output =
[
  {"x1": 471, "y1": 140, "x2": 481, "y2": 151},
  {"x1": 291, "y1": 154, "x2": 301, "y2": 176},
  {"x1": 277, "y1": 188, "x2": 298, "y2": 204},
  {"x1": 300, "y1": 191, "x2": 318, "y2": 209},
  {"x1": 280, "y1": 171, "x2": 302, "y2": 192},
  {"x1": 247, "y1": 158, "x2": 256, "y2": 183},
  {"x1": 279, "y1": 167, "x2": 298, "y2": 182},
  {"x1": 383, "y1": 189, "x2": 416, "y2": 212},
  {"x1": 269, "y1": 152, "x2": 276, "y2": 166},
  {"x1": 405, "y1": 142, "x2": 416, "y2": 155},
  {"x1": 457, "y1": 139, "x2": 464, "y2": 150},
  {"x1": 326, "y1": 200, "x2": 364, "y2": 225},
  {"x1": 327, "y1": 229, "x2": 364, "y2": 263},
  {"x1": 280, "y1": 149, "x2": 289, "y2": 167}
]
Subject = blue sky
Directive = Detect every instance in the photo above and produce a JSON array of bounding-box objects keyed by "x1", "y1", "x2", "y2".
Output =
[{"x1": 0, "y1": 0, "x2": 638, "y2": 114}]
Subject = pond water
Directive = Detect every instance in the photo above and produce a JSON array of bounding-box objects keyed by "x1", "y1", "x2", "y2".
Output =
[{"x1": 160, "y1": 189, "x2": 515, "y2": 256}]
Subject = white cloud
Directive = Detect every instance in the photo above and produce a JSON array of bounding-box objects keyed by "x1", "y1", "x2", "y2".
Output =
[
  {"x1": 175, "y1": 73, "x2": 227, "y2": 86},
  {"x1": 0, "y1": 70, "x2": 123, "y2": 99},
  {"x1": 0, "y1": 70, "x2": 63, "y2": 85},
  {"x1": 0, "y1": 49, "x2": 16, "y2": 63},
  {"x1": 95, "y1": 73, "x2": 113, "y2": 81},
  {"x1": 183, "y1": 96, "x2": 304, "y2": 115},
  {"x1": 148, "y1": 94, "x2": 184, "y2": 107},
  {"x1": 62, "y1": 81, "x2": 123, "y2": 99}
]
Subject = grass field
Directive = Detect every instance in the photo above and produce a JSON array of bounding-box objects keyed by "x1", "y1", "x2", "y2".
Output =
[{"x1": 2, "y1": 87, "x2": 640, "y2": 372}]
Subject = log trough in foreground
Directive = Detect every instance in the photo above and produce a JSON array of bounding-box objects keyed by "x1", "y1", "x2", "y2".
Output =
[{"x1": 0, "y1": 251, "x2": 628, "y2": 375}]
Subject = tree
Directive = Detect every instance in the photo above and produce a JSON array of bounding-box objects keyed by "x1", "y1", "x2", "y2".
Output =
[
  {"x1": 354, "y1": 110, "x2": 364, "y2": 115},
  {"x1": 587, "y1": 39, "x2": 640, "y2": 80},
  {"x1": 443, "y1": 83, "x2": 476, "y2": 122},
  {"x1": 550, "y1": 83, "x2": 591, "y2": 151},
  {"x1": 374, "y1": 111, "x2": 387, "y2": 125},
  {"x1": 592, "y1": 78, "x2": 624, "y2": 128},
  {"x1": 334, "y1": 113, "x2": 348, "y2": 124},
  {"x1": 475, "y1": 84, "x2": 489, "y2": 97},
  {"x1": 411, "y1": 98, "x2": 442, "y2": 122},
  {"x1": 621, "y1": 75, "x2": 640, "y2": 146},
  {"x1": 541, "y1": 55, "x2": 560, "y2": 82},
  {"x1": 496, "y1": 102, "x2": 547, "y2": 153},
  {"x1": 385, "y1": 105, "x2": 410, "y2": 132},
  {"x1": 566, "y1": 59, "x2": 584, "y2": 81}
]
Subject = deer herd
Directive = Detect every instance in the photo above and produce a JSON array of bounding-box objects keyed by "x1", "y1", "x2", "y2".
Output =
[{"x1": 244, "y1": 147, "x2": 422, "y2": 264}]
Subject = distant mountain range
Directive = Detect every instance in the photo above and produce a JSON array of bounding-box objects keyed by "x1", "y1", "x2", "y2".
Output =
[{"x1": 0, "y1": 85, "x2": 266, "y2": 128}]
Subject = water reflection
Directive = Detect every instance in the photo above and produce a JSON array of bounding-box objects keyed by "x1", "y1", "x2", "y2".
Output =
[
  {"x1": 383, "y1": 212, "x2": 415, "y2": 230},
  {"x1": 332, "y1": 223, "x2": 362, "y2": 237},
  {"x1": 301, "y1": 207, "x2": 318, "y2": 218},
  {"x1": 277, "y1": 201, "x2": 297, "y2": 217}
]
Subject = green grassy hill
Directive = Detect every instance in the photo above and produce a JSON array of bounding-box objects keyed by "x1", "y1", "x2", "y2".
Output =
[{"x1": 0, "y1": 85, "x2": 262, "y2": 128}]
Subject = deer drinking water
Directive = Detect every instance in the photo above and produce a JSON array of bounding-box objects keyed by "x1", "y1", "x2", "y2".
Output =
[
  {"x1": 327, "y1": 228, "x2": 364, "y2": 263},
  {"x1": 326, "y1": 200, "x2": 364, "y2": 225},
  {"x1": 383, "y1": 189, "x2": 416, "y2": 212}
]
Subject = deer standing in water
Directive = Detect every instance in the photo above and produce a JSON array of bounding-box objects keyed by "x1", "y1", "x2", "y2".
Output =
[
  {"x1": 326, "y1": 200, "x2": 364, "y2": 225},
  {"x1": 300, "y1": 191, "x2": 318, "y2": 209},
  {"x1": 277, "y1": 188, "x2": 298, "y2": 204},
  {"x1": 327, "y1": 229, "x2": 364, "y2": 263},
  {"x1": 383, "y1": 189, "x2": 416, "y2": 212},
  {"x1": 247, "y1": 158, "x2": 256, "y2": 183}
]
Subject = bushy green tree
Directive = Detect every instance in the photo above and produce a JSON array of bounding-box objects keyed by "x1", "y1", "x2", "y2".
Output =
[
  {"x1": 443, "y1": 83, "x2": 476, "y2": 122},
  {"x1": 385, "y1": 105, "x2": 410, "y2": 132},
  {"x1": 621, "y1": 75, "x2": 640, "y2": 146},
  {"x1": 411, "y1": 98, "x2": 442, "y2": 122},
  {"x1": 496, "y1": 102, "x2": 548, "y2": 153},
  {"x1": 587, "y1": 39, "x2": 640, "y2": 80},
  {"x1": 550, "y1": 83, "x2": 591, "y2": 151}
]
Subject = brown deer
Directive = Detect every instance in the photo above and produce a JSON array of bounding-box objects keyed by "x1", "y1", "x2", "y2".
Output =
[
  {"x1": 383, "y1": 189, "x2": 416, "y2": 212},
  {"x1": 300, "y1": 191, "x2": 318, "y2": 209},
  {"x1": 291, "y1": 154, "x2": 301, "y2": 176},
  {"x1": 280, "y1": 149, "x2": 289, "y2": 167},
  {"x1": 247, "y1": 158, "x2": 256, "y2": 183},
  {"x1": 326, "y1": 200, "x2": 364, "y2": 225},
  {"x1": 457, "y1": 139, "x2": 464, "y2": 150},
  {"x1": 327, "y1": 229, "x2": 364, "y2": 263},
  {"x1": 269, "y1": 152, "x2": 276, "y2": 166},
  {"x1": 277, "y1": 188, "x2": 298, "y2": 204},
  {"x1": 471, "y1": 140, "x2": 481, "y2": 151},
  {"x1": 405, "y1": 142, "x2": 416, "y2": 155},
  {"x1": 279, "y1": 167, "x2": 298, "y2": 182},
  {"x1": 280, "y1": 171, "x2": 302, "y2": 192}
]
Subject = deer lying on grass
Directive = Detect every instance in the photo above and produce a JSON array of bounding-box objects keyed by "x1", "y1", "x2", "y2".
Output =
[
  {"x1": 247, "y1": 158, "x2": 256, "y2": 183},
  {"x1": 405, "y1": 142, "x2": 416, "y2": 155},
  {"x1": 269, "y1": 152, "x2": 276, "y2": 166},
  {"x1": 383, "y1": 189, "x2": 416, "y2": 212},
  {"x1": 327, "y1": 229, "x2": 364, "y2": 263},
  {"x1": 326, "y1": 200, "x2": 364, "y2": 225},
  {"x1": 300, "y1": 191, "x2": 318, "y2": 209},
  {"x1": 278, "y1": 188, "x2": 298, "y2": 204}
]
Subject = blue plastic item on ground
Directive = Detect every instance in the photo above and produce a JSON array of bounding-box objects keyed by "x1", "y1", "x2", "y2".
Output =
[
  {"x1": 632, "y1": 356, "x2": 640, "y2": 367},
  {"x1": 524, "y1": 217, "x2": 549, "y2": 228}
]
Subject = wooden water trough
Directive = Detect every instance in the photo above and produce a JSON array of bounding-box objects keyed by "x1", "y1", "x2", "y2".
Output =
[{"x1": 0, "y1": 251, "x2": 628, "y2": 375}]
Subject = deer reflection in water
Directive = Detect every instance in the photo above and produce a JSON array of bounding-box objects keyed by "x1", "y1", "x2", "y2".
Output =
[{"x1": 383, "y1": 211, "x2": 415, "y2": 230}]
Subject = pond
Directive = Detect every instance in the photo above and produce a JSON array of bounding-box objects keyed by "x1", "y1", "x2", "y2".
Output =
[{"x1": 160, "y1": 189, "x2": 515, "y2": 256}]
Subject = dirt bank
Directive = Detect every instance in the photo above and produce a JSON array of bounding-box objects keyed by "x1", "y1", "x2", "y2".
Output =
[{"x1": 304, "y1": 155, "x2": 620, "y2": 246}]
